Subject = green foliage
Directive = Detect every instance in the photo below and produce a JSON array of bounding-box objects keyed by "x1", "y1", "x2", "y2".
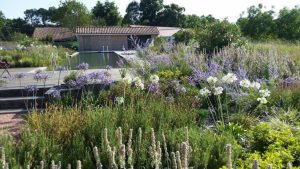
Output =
[
  {"x1": 174, "y1": 29, "x2": 195, "y2": 45},
  {"x1": 53, "y1": 0, "x2": 92, "y2": 29},
  {"x1": 238, "y1": 4, "x2": 276, "y2": 40},
  {"x1": 276, "y1": 6, "x2": 300, "y2": 41},
  {"x1": 157, "y1": 4, "x2": 185, "y2": 27},
  {"x1": 140, "y1": 0, "x2": 164, "y2": 25},
  {"x1": 123, "y1": 1, "x2": 141, "y2": 25},
  {"x1": 92, "y1": 1, "x2": 122, "y2": 26},
  {"x1": 196, "y1": 20, "x2": 242, "y2": 52},
  {"x1": 236, "y1": 122, "x2": 300, "y2": 168}
]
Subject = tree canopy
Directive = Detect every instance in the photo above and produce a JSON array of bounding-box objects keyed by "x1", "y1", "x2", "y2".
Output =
[
  {"x1": 53, "y1": 0, "x2": 92, "y2": 29},
  {"x1": 92, "y1": 1, "x2": 122, "y2": 26},
  {"x1": 140, "y1": 0, "x2": 164, "y2": 25},
  {"x1": 123, "y1": 1, "x2": 141, "y2": 25}
]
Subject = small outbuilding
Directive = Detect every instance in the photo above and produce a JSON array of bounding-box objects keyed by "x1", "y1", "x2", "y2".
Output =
[
  {"x1": 75, "y1": 26, "x2": 159, "y2": 52},
  {"x1": 33, "y1": 27, "x2": 75, "y2": 42}
]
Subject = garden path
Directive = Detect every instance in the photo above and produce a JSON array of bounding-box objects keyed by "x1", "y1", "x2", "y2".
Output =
[{"x1": 0, "y1": 113, "x2": 23, "y2": 138}]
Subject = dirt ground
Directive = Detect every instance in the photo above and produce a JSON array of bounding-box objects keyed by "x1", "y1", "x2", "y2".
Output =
[{"x1": 0, "y1": 113, "x2": 24, "y2": 137}]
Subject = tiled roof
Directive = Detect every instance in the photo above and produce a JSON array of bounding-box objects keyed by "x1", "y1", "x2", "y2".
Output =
[
  {"x1": 75, "y1": 26, "x2": 159, "y2": 35},
  {"x1": 130, "y1": 25, "x2": 182, "y2": 37},
  {"x1": 33, "y1": 27, "x2": 74, "y2": 41}
]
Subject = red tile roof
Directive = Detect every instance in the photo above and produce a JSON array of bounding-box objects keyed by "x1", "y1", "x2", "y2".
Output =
[
  {"x1": 75, "y1": 26, "x2": 159, "y2": 35},
  {"x1": 33, "y1": 27, "x2": 74, "y2": 41}
]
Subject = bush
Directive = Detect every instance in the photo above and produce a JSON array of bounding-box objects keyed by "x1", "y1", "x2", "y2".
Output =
[{"x1": 196, "y1": 20, "x2": 242, "y2": 53}]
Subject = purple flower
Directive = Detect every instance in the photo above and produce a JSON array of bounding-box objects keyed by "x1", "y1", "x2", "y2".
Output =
[
  {"x1": 175, "y1": 87, "x2": 187, "y2": 93},
  {"x1": 207, "y1": 62, "x2": 218, "y2": 76},
  {"x1": 56, "y1": 66, "x2": 66, "y2": 71},
  {"x1": 14, "y1": 73, "x2": 26, "y2": 79},
  {"x1": 190, "y1": 68, "x2": 206, "y2": 82},
  {"x1": 148, "y1": 82, "x2": 159, "y2": 93},
  {"x1": 33, "y1": 73, "x2": 48, "y2": 81},
  {"x1": 87, "y1": 71, "x2": 112, "y2": 85},
  {"x1": 25, "y1": 85, "x2": 38, "y2": 92},
  {"x1": 76, "y1": 75, "x2": 89, "y2": 87},
  {"x1": 236, "y1": 67, "x2": 247, "y2": 79},
  {"x1": 51, "y1": 90, "x2": 61, "y2": 99},
  {"x1": 76, "y1": 63, "x2": 89, "y2": 70},
  {"x1": 67, "y1": 80, "x2": 77, "y2": 88}
]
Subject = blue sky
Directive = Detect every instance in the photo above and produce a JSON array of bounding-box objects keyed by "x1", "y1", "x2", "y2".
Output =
[{"x1": 0, "y1": 0, "x2": 299, "y2": 22}]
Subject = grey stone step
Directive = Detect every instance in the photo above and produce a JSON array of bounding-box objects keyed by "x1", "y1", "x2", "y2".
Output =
[
  {"x1": 0, "y1": 85, "x2": 53, "y2": 97},
  {"x1": 0, "y1": 96, "x2": 45, "y2": 109},
  {"x1": 0, "y1": 108, "x2": 43, "y2": 114}
]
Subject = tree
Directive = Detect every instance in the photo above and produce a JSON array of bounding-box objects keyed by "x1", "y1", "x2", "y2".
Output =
[
  {"x1": 196, "y1": 20, "x2": 242, "y2": 52},
  {"x1": 123, "y1": 1, "x2": 141, "y2": 25},
  {"x1": 174, "y1": 29, "x2": 195, "y2": 45},
  {"x1": 183, "y1": 14, "x2": 217, "y2": 28},
  {"x1": 237, "y1": 4, "x2": 276, "y2": 40},
  {"x1": 92, "y1": 1, "x2": 122, "y2": 26},
  {"x1": 24, "y1": 7, "x2": 56, "y2": 26},
  {"x1": 140, "y1": 0, "x2": 163, "y2": 25},
  {"x1": 53, "y1": 0, "x2": 92, "y2": 29},
  {"x1": 157, "y1": 4, "x2": 185, "y2": 27},
  {"x1": 276, "y1": 6, "x2": 300, "y2": 41}
]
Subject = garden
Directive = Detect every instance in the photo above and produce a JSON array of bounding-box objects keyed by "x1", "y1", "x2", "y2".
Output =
[{"x1": 0, "y1": 40, "x2": 300, "y2": 169}]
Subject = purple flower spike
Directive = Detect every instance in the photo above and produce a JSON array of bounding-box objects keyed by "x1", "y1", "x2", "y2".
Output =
[
  {"x1": 67, "y1": 80, "x2": 77, "y2": 88},
  {"x1": 76, "y1": 63, "x2": 89, "y2": 70},
  {"x1": 14, "y1": 73, "x2": 26, "y2": 79},
  {"x1": 34, "y1": 73, "x2": 48, "y2": 81},
  {"x1": 148, "y1": 82, "x2": 159, "y2": 93},
  {"x1": 51, "y1": 90, "x2": 61, "y2": 99},
  {"x1": 56, "y1": 66, "x2": 66, "y2": 71},
  {"x1": 25, "y1": 85, "x2": 38, "y2": 92}
]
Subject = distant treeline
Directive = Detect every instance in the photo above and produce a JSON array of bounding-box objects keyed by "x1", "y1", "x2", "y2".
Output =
[{"x1": 0, "y1": 0, "x2": 299, "y2": 41}]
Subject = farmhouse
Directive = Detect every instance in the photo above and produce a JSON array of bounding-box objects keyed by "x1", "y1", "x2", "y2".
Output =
[
  {"x1": 33, "y1": 27, "x2": 75, "y2": 41},
  {"x1": 75, "y1": 26, "x2": 159, "y2": 52}
]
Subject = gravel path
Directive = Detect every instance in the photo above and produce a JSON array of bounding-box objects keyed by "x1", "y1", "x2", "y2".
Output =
[{"x1": 0, "y1": 113, "x2": 24, "y2": 137}]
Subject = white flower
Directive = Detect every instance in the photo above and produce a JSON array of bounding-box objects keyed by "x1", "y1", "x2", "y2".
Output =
[
  {"x1": 133, "y1": 77, "x2": 144, "y2": 90},
  {"x1": 257, "y1": 97, "x2": 268, "y2": 104},
  {"x1": 122, "y1": 75, "x2": 132, "y2": 84},
  {"x1": 214, "y1": 87, "x2": 223, "y2": 95},
  {"x1": 222, "y1": 73, "x2": 237, "y2": 84},
  {"x1": 250, "y1": 81, "x2": 261, "y2": 90},
  {"x1": 259, "y1": 89, "x2": 271, "y2": 97},
  {"x1": 207, "y1": 76, "x2": 218, "y2": 84},
  {"x1": 115, "y1": 97, "x2": 124, "y2": 105},
  {"x1": 239, "y1": 79, "x2": 251, "y2": 88},
  {"x1": 199, "y1": 87, "x2": 211, "y2": 97},
  {"x1": 133, "y1": 77, "x2": 142, "y2": 84},
  {"x1": 150, "y1": 74, "x2": 159, "y2": 84}
]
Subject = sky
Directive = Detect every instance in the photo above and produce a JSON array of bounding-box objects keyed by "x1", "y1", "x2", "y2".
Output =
[{"x1": 0, "y1": 0, "x2": 299, "y2": 22}]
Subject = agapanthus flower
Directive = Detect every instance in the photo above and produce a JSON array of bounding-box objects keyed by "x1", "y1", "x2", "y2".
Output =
[
  {"x1": 33, "y1": 73, "x2": 48, "y2": 81},
  {"x1": 67, "y1": 80, "x2": 77, "y2": 88},
  {"x1": 148, "y1": 82, "x2": 159, "y2": 93},
  {"x1": 207, "y1": 76, "x2": 218, "y2": 85},
  {"x1": 250, "y1": 81, "x2": 261, "y2": 90},
  {"x1": 214, "y1": 87, "x2": 223, "y2": 95},
  {"x1": 76, "y1": 63, "x2": 89, "y2": 70},
  {"x1": 76, "y1": 75, "x2": 89, "y2": 87},
  {"x1": 222, "y1": 73, "x2": 237, "y2": 84},
  {"x1": 257, "y1": 97, "x2": 268, "y2": 104},
  {"x1": 14, "y1": 73, "x2": 26, "y2": 79},
  {"x1": 239, "y1": 79, "x2": 251, "y2": 88},
  {"x1": 51, "y1": 90, "x2": 61, "y2": 99},
  {"x1": 149, "y1": 74, "x2": 159, "y2": 84},
  {"x1": 122, "y1": 75, "x2": 132, "y2": 84},
  {"x1": 259, "y1": 89, "x2": 271, "y2": 97},
  {"x1": 175, "y1": 87, "x2": 187, "y2": 93},
  {"x1": 56, "y1": 66, "x2": 66, "y2": 71},
  {"x1": 25, "y1": 85, "x2": 38, "y2": 92},
  {"x1": 115, "y1": 97, "x2": 124, "y2": 105},
  {"x1": 199, "y1": 88, "x2": 211, "y2": 97}
]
